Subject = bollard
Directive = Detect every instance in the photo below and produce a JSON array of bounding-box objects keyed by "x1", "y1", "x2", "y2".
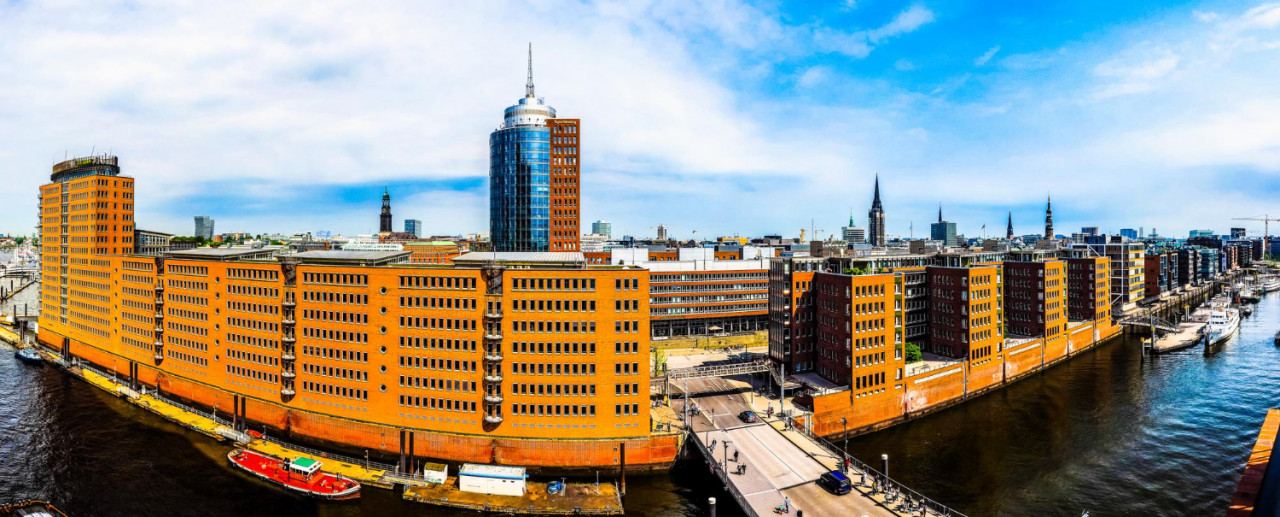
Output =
[{"x1": 708, "y1": 497, "x2": 716, "y2": 517}]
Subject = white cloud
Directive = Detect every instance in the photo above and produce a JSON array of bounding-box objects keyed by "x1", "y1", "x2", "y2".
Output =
[
  {"x1": 797, "y1": 66, "x2": 832, "y2": 88},
  {"x1": 867, "y1": 5, "x2": 936, "y2": 43},
  {"x1": 894, "y1": 59, "x2": 916, "y2": 71},
  {"x1": 1240, "y1": 2, "x2": 1280, "y2": 28},
  {"x1": 974, "y1": 45, "x2": 1001, "y2": 66},
  {"x1": 1090, "y1": 49, "x2": 1180, "y2": 100}
]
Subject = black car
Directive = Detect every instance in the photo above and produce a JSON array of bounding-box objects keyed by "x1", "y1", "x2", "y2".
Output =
[
  {"x1": 818, "y1": 470, "x2": 853, "y2": 495},
  {"x1": 737, "y1": 410, "x2": 758, "y2": 423}
]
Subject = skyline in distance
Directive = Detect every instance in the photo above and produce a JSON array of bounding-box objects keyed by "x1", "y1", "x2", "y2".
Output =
[{"x1": 2, "y1": 1, "x2": 1278, "y2": 240}]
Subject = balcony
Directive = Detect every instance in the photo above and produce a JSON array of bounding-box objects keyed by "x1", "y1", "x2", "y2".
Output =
[
  {"x1": 485, "y1": 332, "x2": 503, "y2": 341},
  {"x1": 282, "y1": 335, "x2": 295, "y2": 343},
  {"x1": 484, "y1": 394, "x2": 504, "y2": 404},
  {"x1": 282, "y1": 352, "x2": 296, "y2": 361},
  {"x1": 282, "y1": 370, "x2": 296, "y2": 379},
  {"x1": 484, "y1": 374, "x2": 503, "y2": 383},
  {"x1": 280, "y1": 387, "x2": 295, "y2": 396},
  {"x1": 282, "y1": 299, "x2": 296, "y2": 308},
  {"x1": 484, "y1": 415, "x2": 504, "y2": 424},
  {"x1": 485, "y1": 311, "x2": 503, "y2": 320},
  {"x1": 282, "y1": 317, "x2": 295, "y2": 326},
  {"x1": 485, "y1": 353, "x2": 504, "y2": 362}
]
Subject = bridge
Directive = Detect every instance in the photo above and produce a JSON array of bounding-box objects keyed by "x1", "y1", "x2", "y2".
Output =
[
  {"x1": 1117, "y1": 314, "x2": 1179, "y2": 333},
  {"x1": 678, "y1": 376, "x2": 967, "y2": 517}
]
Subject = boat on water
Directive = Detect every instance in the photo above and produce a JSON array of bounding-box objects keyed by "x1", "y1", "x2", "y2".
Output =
[
  {"x1": 14, "y1": 348, "x2": 42, "y2": 365},
  {"x1": 1204, "y1": 305, "x2": 1241, "y2": 346},
  {"x1": 227, "y1": 449, "x2": 360, "y2": 500},
  {"x1": 0, "y1": 499, "x2": 69, "y2": 517},
  {"x1": 1263, "y1": 277, "x2": 1280, "y2": 294}
]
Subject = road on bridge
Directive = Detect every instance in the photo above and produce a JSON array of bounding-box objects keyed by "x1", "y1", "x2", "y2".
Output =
[{"x1": 676, "y1": 378, "x2": 895, "y2": 517}]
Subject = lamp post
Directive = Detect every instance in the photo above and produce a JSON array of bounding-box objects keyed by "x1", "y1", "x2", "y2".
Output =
[
  {"x1": 722, "y1": 439, "x2": 733, "y2": 472},
  {"x1": 881, "y1": 453, "x2": 889, "y2": 479},
  {"x1": 841, "y1": 417, "x2": 849, "y2": 472}
]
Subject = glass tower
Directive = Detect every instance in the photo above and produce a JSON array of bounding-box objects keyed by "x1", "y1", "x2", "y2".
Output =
[{"x1": 490, "y1": 47, "x2": 556, "y2": 252}]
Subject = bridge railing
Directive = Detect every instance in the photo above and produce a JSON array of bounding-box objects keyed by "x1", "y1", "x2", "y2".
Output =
[
  {"x1": 687, "y1": 430, "x2": 755, "y2": 515},
  {"x1": 790, "y1": 423, "x2": 970, "y2": 517}
]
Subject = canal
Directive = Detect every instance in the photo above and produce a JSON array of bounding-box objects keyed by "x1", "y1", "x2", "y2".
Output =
[
  {"x1": 1, "y1": 273, "x2": 1275, "y2": 516},
  {"x1": 846, "y1": 293, "x2": 1280, "y2": 516}
]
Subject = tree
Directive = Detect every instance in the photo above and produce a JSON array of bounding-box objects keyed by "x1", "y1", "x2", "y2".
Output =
[{"x1": 905, "y1": 342, "x2": 923, "y2": 363}]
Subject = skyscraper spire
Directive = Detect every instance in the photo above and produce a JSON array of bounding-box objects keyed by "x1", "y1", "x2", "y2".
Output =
[
  {"x1": 938, "y1": 205, "x2": 943, "y2": 223},
  {"x1": 525, "y1": 42, "x2": 535, "y2": 98}
]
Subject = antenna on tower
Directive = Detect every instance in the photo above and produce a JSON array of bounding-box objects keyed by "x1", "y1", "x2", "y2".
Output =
[{"x1": 525, "y1": 42, "x2": 535, "y2": 98}]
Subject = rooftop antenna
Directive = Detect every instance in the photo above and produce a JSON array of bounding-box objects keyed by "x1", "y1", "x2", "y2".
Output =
[{"x1": 525, "y1": 42, "x2": 535, "y2": 99}]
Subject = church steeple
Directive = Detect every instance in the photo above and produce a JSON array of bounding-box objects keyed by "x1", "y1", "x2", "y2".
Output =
[
  {"x1": 868, "y1": 174, "x2": 886, "y2": 247},
  {"x1": 1043, "y1": 194, "x2": 1054, "y2": 240},
  {"x1": 1007, "y1": 210, "x2": 1014, "y2": 240},
  {"x1": 380, "y1": 188, "x2": 392, "y2": 233}
]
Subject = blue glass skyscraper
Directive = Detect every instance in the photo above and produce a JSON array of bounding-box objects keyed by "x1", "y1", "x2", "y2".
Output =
[{"x1": 490, "y1": 46, "x2": 556, "y2": 252}]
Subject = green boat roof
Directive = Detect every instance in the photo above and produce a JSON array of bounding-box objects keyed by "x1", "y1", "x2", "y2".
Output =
[{"x1": 290, "y1": 457, "x2": 321, "y2": 471}]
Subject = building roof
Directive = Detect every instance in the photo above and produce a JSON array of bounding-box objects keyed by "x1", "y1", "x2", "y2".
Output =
[
  {"x1": 289, "y1": 250, "x2": 410, "y2": 266},
  {"x1": 405, "y1": 240, "x2": 457, "y2": 247},
  {"x1": 165, "y1": 247, "x2": 276, "y2": 261},
  {"x1": 452, "y1": 252, "x2": 585, "y2": 265},
  {"x1": 459, "y1": 463, "x2": 525, "y2": 479}
]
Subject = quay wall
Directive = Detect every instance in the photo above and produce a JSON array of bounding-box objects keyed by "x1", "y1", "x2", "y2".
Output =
[
  {"x1": 42, "y1": 330, "x2": 679, "y2": 472},
  {"x1": 810, "y1": 320, "x2": 1121, "y2": 439}
]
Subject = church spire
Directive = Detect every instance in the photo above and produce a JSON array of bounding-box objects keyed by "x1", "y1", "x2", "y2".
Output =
[
  {"x1": 1044, "y1": 194, "x2": 1054, "y2": 240},
  {"x1": 871, "y1": 174, "x2": 883, "y2": 210},
  {"x1": 1007, "y1": 210, "x2": 1014, "y2": 240}
]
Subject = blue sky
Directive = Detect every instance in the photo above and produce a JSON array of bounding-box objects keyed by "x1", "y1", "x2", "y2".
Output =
[{"x1": 1, "y1": 0, "x2": 1278, "y2": 240}]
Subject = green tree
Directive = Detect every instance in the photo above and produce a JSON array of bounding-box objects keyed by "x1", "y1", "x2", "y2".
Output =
[{"x1": 905, "y1": 342, "x2": 923, "y2": 363}]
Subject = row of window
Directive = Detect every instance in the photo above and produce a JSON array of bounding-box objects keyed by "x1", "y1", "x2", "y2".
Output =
[
  {"x1": 228, "y1": 364, "x2": 278, "y2": 383},
  {"x1": 511, "y1": 362, "x2": 598, "y2": 376},
  {"x1": 398, "y1": 336, "x2": 477, "y2": 352},
  {"x1": 400, "y1": 296, "x2": 476, "y2": 310},
  {"x1": 304, "y1": 345, "x2": 366, "y2": 363},
  {"x1": 399, "y1": 376, "x2": 475, "y2": 393},
  {"x1": 302, "y1": 362, "x2": 367, "y2": 381},
  {"x1": 512, "y1": 404, "x2": 596, "y2": 417},
  {"x1": 302, "y1": 380, "x2": 367, "y2": 401}
]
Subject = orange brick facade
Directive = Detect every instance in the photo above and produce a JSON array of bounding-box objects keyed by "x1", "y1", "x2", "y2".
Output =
[{"x1": 37, "y1": 161, "x2": 677, "y2": 471}]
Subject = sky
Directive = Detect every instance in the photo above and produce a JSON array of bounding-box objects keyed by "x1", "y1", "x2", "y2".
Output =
[{"x1": 1, "y1": 0, "x2": 1279, "y2": 241}]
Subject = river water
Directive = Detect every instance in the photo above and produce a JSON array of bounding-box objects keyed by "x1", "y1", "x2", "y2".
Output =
[{"x1": 1, "y1": 265, "x2": 1274, "y2": 516}]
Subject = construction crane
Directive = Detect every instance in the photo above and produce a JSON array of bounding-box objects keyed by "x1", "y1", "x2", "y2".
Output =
[{"x1": 1232, "y1": 214, "x2": 1279, "y2": 259}]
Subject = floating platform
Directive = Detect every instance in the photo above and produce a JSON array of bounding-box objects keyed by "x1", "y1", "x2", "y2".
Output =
[
  {"x1": 0, "y1": 500, "x2": 69, "y2": 517},
  {"x1": 403, "y1": 477, "x2": 623, "y2": 515}
]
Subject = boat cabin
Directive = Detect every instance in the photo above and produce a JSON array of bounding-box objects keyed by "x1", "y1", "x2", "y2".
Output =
[{"x1": 289, "y1": 457, "x2": 323, "y2": 479}]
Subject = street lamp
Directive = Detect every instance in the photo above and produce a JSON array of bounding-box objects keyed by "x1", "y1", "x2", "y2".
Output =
[
  {"x1": 881, "y1": 453, "x2": 889, "y2": 479},
  {"x1": 722, "y1": 438, "x2": 733, "y2": 472},
  {"x1": 841, "y1": 417, "x2": 849, "y2": 471}
]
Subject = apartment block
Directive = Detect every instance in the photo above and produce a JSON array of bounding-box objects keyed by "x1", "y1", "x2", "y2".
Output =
[{"x1": 926, "y1": 265, "x2": 1002, "y2": 359}]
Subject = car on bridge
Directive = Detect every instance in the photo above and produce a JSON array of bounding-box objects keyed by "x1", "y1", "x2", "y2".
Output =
[
  {"x1": 737, "y1": 410, "x2": 758, "y2": 423},
  {"x1": 818, "y1": 470, "x2": 853, "y2": 495}
]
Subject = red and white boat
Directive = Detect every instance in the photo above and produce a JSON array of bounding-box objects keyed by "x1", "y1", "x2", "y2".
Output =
[{"x1": 227, "y1": 449, "x2": 361, "y2": 500}]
